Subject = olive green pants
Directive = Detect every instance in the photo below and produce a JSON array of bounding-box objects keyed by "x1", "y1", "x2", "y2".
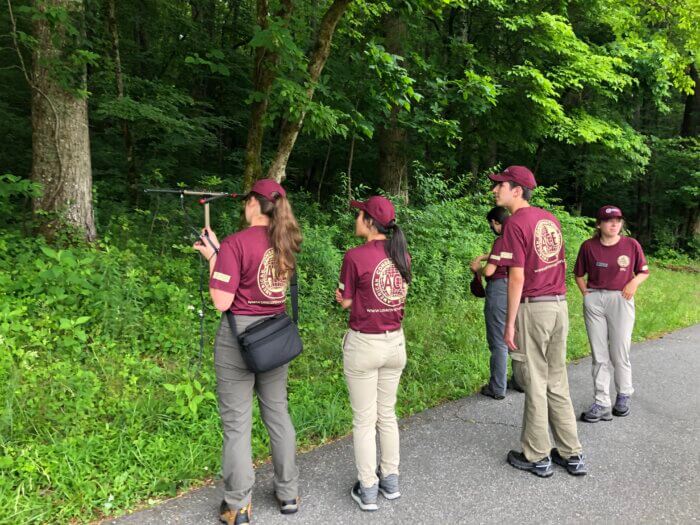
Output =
[{"x1": 511, "y1": 300, "x2": 583, "y2": 462}]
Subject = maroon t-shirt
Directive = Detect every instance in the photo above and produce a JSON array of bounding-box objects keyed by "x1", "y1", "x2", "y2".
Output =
[
  {"x1": 486, "y1": 236, "x2": 508, "y2": 281},
  {"x1": 209, "y1": 226, "x2": 288, "y2": 315},
  {"x1": 498, "y1": 207, "x2": 567, "y2": 297},
  {"x1": 574, "y1": 236, "x2": 649, "y2": 290},
  {"x1": 339, "y1": 240, "x2": 409, "y2": 333}
]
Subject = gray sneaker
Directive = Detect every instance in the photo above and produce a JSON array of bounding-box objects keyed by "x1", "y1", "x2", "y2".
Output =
[
  {"x1": 613, "y1": 394, "x2": 631, "y2": 417},
  {"x1": 580, "y1": 403, "x2": 612, "y2": 423},
  {"x1": 551, "y1": 448, "x2": 588, "y2": 476},
  {"x1": 351, "y1": 481, "x2": 378, "y2": 511},
  {"x1": 378, "y1": 472, "x2": 400, "y2": 500}
]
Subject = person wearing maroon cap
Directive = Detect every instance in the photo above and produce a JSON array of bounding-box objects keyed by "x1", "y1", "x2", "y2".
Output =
[
  {"x1": 575, "y1": 206, "x2": 650, "y2": 423},
  {"x1": 193, "y1": 178, "x2": 302, "y2": 524},
  {"x1": 335, "y1": 196, "x2": 411, "y2": 511},
  {"x1": 489, "y1": 166, "x2": 586, "y2": 478}
]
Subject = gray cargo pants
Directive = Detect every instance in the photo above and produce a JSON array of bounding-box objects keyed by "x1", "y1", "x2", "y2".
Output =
[
  {"x1": 485, "y1": 278, "x2": 509, "y2": 396},
  {"x1": 583, "y1": 289, "x2": 636, "y2": 407},
  {"x1": 214, "y1": 314, "x2": 299, "y2": 509}
]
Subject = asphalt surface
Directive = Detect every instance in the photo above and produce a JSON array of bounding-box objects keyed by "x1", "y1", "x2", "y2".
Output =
[{"x1": 105, "y1": 324, "x2": 700, "y2": 524}]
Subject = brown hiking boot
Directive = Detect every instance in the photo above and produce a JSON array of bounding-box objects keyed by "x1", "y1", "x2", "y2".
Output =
[{"x1": 219, "y1": 501, "x2": 251, "y2": 524}]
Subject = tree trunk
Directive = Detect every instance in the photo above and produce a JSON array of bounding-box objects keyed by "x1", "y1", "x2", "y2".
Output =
[
  {"x1": 242, "y1": 0, "x2": 293, "y2": 190},
  {"x1": 266, "y1": 0, "x2": 353, "y2": 182},
  {"x1": 681, "y1": 63, "x2": 700, "y2": 137},
  {"x1": 106, "y1": 0, "x2": 136, "y2": 202},
  {"x1": 31, "y1": 0, "x2": 96, "y2": 241},
  {"x1": 376, "y1": 9, "x2": 408, "y2": 203}
]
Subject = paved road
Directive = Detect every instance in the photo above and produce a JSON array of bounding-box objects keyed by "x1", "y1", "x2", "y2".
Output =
[{"x1": 105, "y1": 324, "x2": 700, "y2": 524}]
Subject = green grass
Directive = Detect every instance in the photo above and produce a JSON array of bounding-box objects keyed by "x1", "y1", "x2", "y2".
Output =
[{"x1": 1, "y1": 221, "x2": 698, "y2": 525}]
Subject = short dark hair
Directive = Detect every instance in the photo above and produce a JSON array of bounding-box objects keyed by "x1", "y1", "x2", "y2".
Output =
[
  {"x1": 486, "y1": 206, "x2": 509, "y2": 224},
  {"x1": 505, "y1": 181, "x2": 532, "y2": 201}
]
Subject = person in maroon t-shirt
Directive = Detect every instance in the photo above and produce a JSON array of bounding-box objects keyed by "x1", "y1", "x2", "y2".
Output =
[
  {"x1": 574, "y1": 205, "x2": 650, "y2": 423},
  {"x1": 193, "y1": 179, "x2": 302, "y2": 524},
  {"x1": 489, "y1": 165, "x2": 586, "y2": 478},
  {"x1": 470, "y1": 206, "x2": 524, "y2": 399},
  {"x1": 335, "y1": 196, "x2": 410, "y2": 511}
]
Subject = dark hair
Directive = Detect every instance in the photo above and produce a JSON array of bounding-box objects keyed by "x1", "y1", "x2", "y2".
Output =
[
  {"x1": 251, "y1": 192, "x2": 302, "y2": 277},
  {"x1": 505, "y1": 181, "x2": 532, "y2": 201},
  {"x1": 363, "y1": 213, "x2": 411, "y2": 285},
  {"x1": 486, "y1": 206, "x2": 509, "y2": 224}
]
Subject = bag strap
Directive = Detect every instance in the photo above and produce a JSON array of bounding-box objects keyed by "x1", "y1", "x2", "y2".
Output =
[{"x1": 290, "y1": 270, "x2": 298, "y2": 324}]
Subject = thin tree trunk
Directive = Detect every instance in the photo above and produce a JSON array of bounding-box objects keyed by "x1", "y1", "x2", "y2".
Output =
[
  {"x1": 681, "y1": 63, "x2": 699, "y2": 137},
  {"x1": 29, "y1": 0, "x2": 96, "y2": 241},
  {"x1": 377, "y1": 9, "x2": 408, "y2": 203},
  {"x1": 266, "y1": 0, "x2": 353, "y2": 182},
  {"x1": 347, "y1": 133, "x2": 355, "y2": 201},
  {"x1": 316, "y1": 140, "x2": 332, "y2": 202},
  {"x1": 243, "y1": 0, "x2": 293, "y2": 190},
  {"x1": 107, "y1": 0, "x2": 136, "y2": 202}
]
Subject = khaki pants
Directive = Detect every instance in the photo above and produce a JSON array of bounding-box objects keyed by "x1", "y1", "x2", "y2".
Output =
[
  {"x1": 583, "y1": 290, "x2": 635, "y2": 406},
  {"x1": 214, "y1": 315, "x2": 299, "y2": 509},
  {"x1": 512, "y1": 300, "x2": 582, "y2": 462},
  {"x1": 343, "y1": 329, "x2": 407, "y2": 488}
]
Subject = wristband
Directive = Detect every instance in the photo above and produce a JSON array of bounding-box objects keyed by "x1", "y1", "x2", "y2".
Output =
[{"x1": 208, "y1": 252, "x2": 217, "y2": 262}]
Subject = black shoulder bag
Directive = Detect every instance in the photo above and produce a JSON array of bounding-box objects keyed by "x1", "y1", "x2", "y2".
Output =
[{"x1": 225, "y1": 272, "x2": 303, "y2": 373}]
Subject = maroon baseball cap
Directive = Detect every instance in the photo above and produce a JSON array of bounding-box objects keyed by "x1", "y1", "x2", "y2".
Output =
[
  {"x1": 350, "y1": 196, "x2": 396, "y2": 228},
  {"x1": 250, "y1": 178, "x2": 286, "y2": 201},
  {"x1": 596, "y1": 205, "x2": 623, "y2": 220},
  {"x1": 488, "y1": 165, "x2": 537, "y2": 190}
]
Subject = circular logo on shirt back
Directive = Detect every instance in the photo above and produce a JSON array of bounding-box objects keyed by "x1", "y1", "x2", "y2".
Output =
[
  {"x1": 372, "y1": 258, "x2": 408, "y2": 307},
  {"x1": 617, "y1": 255, "x2": 630, "y2": 268},
  {"x1": 257, "y1": 248, "x2": 288, "y2": 299},
  {"x1": 534, "y1": 220, "x2": 562, "y2": 264}
]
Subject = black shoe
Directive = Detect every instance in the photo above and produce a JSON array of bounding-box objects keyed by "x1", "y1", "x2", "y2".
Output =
[
  {"x1": 277, "y1": 495, "x2": 299, "y2": 515},
  {"x1": 350, "y1": 481, "x2": 378, "y2": 511},
  {"x1": 507, "y1": 450, "x2": 553, "y2": 477},
  {"x1": 219, "y1": 501, "x2": 251, "y2": 525},
  {"x1": 613, "y1": 393, "x2": 631, "y2": 417},
  {"x1": 480, "y1": 385, "x2": 505, "y2": 400},
  {"x1": 508, "y1": 377, "x2": 525, "y2": 393},
  {"x1": 551, "y1": 448, "x2": 588, "y2": 476}
]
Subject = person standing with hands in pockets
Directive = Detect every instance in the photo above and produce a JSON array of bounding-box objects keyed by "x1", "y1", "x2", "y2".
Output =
[
  {"x1": 575, "y1": 206, "x2": 649, "y2": 423},
  {"x1": 193, "y1": 179, "x2": 302, "y2": 525},
  {"x1": 490, "y1": 166, "x2": 587, "y2": 478},
  {"x1": 335, "y1": 196, "x2": 411, "y2": 511}
]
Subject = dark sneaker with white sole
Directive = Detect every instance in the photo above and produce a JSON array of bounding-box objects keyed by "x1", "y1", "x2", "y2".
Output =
[
  {"x1": 351, "y1": 481, "x2": 378, "y2": 511},
  {"x1": 377, "y1": 471, "x2": 400, "y2": 500},
  {"x1": 551, "y1": 448, "x2": 588, "y2": 476},
  {"x1": 276, "y1": 496, "x2": 299, "y2": 515},
  {"x1": 219, "y1": 501, "x2": 251, "y2": 525},
  {"x1": 613, "y1": 394, "x2": 631, "y2": 417},
  {"x1": 480, "y1": 384, "x2": 505, "y2": 400},
  {"x1": 507, "y1": 450, "x2": 553, "y2": 477},
  {"x1": 581, "y1": 403, "x2": 613, "y2": 422}
]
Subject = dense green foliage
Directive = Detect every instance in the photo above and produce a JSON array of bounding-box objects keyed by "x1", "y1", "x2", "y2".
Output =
[
  {"x1": 1, "y1": 180, "x2": 699, "y2": 523},
  {"x1": 1, "y1": 0, "x2": 699, "y2": 522},
  {"x1": 1, "y1": 0, "x2": 699, "y2": 251}
]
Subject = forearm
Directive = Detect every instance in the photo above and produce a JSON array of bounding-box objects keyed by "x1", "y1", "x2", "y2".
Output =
[
  {"x1": 633, "y1": 272, "x2": 650, "y2": 286},
  {"x1": 574, "y1": 276, "x2": 588, "y2": 295},
  {"x1": 506, "y1": 269, "x2": 524, "y2": 327}
]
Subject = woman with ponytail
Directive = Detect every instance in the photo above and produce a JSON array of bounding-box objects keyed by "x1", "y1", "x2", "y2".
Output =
[
  {"x1": 193, "y1": 179, "x2": 302, "y2": 525},
  {"x1": 335, "y1": 196, "x2": 410, "y2": 512}
]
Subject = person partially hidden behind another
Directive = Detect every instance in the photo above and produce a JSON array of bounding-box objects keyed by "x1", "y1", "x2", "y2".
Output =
[
  {"x1": 490, "y1": 165, "x2": 587, "y2": 478},
  {"x1": 335, "y1": 196, "x2": 411, "y2": 512},
  {"x1": 193, "y1": 179, "x2": 302, "y2": 525},
  {"x1": 470, "y1": 206, "x2": 524, "y2": 400},
  {"x1": 574, "y1": 205, "x2": 649, "y2": 423}
]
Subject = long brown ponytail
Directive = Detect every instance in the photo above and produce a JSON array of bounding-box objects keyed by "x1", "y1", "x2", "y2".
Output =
[{"x1": 252, "y1": 192, "x2": 302, "y2": 276}]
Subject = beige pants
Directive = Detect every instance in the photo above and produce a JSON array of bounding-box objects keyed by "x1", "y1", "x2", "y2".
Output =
[
  {"x1": 583, "y1": 289, "x2": 635, "y2": 406},
  {"x1": 512, "y1": 300, "x2": 583, "y2": 462},
  {"x1": 343, "y1": 329, "x2": 407, "y2": 488}
]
